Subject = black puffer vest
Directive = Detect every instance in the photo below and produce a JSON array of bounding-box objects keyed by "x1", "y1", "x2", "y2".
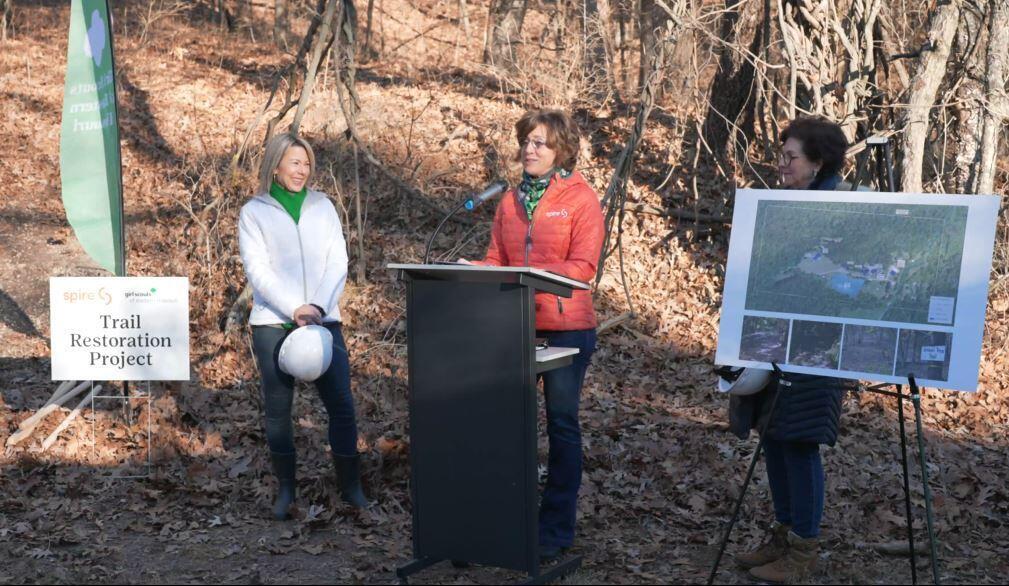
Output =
[
  {"x1": 726, "y1": 173, "x2": 851, "y2": 446},
  {"x1": 729, "y1": 372, "x2": 849, "y2": 445}
]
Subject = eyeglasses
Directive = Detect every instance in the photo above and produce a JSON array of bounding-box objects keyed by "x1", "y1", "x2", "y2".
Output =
[
  {"x1": 777, "y1": 151, "x2": 803, "y2": 166},
  {"x1": 521, "y1": 138, "x2": 550, "y2": 151}
]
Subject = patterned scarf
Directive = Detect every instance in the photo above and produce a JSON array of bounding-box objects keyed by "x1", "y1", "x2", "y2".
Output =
[{"x1": 518, "y1": 168, "x2": 571, "y2": 219}]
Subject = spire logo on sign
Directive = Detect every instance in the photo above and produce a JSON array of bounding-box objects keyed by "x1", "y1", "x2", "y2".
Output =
[{"x1": 83, "y1": 10, "x2": 106, "y2": 67}]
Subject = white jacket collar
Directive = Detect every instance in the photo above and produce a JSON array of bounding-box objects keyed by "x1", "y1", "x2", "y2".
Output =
[{"x1": 252, "y1": 189, "x2": 327, "y2": 209}]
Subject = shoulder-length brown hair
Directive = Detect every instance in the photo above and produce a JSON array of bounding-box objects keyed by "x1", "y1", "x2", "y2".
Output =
[{"x1": 515, "y1": 109, "x2": 581, "y2": 172}]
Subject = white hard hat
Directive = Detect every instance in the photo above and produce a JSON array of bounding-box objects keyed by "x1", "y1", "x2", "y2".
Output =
[
  {"x1": 716, "y1": 366, "x2": 771, "y2": 396},
  {"x1": 278, "y1": 325, "x2": 333, "y2": 382}
]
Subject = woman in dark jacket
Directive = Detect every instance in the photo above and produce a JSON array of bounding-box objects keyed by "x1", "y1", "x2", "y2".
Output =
[{"x1": 733, "y1": 118, "x2": 852, "y2": 584}]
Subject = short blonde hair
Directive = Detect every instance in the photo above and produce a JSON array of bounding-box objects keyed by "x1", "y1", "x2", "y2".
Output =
[{"x1": 258, "y1": 133, "x2": 316, "y2": 194}]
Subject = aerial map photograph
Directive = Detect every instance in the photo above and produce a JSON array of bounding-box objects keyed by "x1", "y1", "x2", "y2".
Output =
[{"x1": 744, "y1": 201, "x2": 969, "y2": 325}]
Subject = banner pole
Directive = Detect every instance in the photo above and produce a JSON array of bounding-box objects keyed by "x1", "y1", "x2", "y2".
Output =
[
  {"x1": 104, "y1": 0, "x2": 130, "y2": 407},
  {"x1": 106, "y1": 0, "x2": 126, "y2": 278}
]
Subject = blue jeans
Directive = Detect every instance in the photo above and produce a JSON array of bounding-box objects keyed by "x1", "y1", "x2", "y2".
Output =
[
  {"x1": 251, "y1": 323, "x2": 359, "y2": 458},
  {"x1": 763, "y1": 437, "x2": 824, "y2": 538},
  {"x1": 536, "y1": 328, "x2": 597, "y2": 549}
]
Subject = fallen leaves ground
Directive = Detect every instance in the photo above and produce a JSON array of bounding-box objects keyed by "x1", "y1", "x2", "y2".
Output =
[{"x1": 1, "y1": 2, "x2": 1008, "y2": 584}]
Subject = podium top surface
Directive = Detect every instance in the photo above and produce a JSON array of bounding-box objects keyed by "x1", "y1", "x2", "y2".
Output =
[
  {"x1": 387, "y1": 263, "x2": 590, "y2": 291},
  {"x1": 536, "y1": 347, "x2": 579, "y2": 362}
]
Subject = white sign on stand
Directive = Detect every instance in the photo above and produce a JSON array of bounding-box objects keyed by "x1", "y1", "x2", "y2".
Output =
[
  {"x1": 716, "y1": 189, "x2": 1000, "y2": 392},
  {"x1": 50, "y1": 277, "x2": 190, "y2": 381}
]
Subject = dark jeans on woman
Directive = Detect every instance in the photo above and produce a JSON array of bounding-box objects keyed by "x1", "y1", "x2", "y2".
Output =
[
  {"x1": 763, "y1": 437, "x2": 824, "y2": 538},
  {"x1": 251, "y1": 322, "x2": 359, "y2": 458},
  {"x1": 536, "y1": 328, "x2": 597, "y2": 549}
]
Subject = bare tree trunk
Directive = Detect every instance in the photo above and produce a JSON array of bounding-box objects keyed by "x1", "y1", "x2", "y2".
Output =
[
  {"x1": 637, "y1": 0, "x2": 689, "y2": 99},
  {"x1": 331, "y1": 0, "x2": 366, "y2": 282},
  {"x1": 950, "y1": 3, "x2": 988, "y2": 193},
  {"x1": 483, "y1": 0, "x2": 528, "y2": 72},
  {"x1": 291, "y1": 0, "x2": 340, "y2": 134},
  {"x1": 899, "y1": 0, "x2": 961, "y2": 192},
  {"x1": 978, "y1": 0, "x2": 1009, "y2": 194},
  {"x1": 596, "y1": 14, "x2": 684, "y2": 311},
  {"x1": 2, "y1": 0, "x2": 13, "y2": 41},
  {"x1": 232, "y1": 0, "x2": 329, "y2": 171},
  {"x1": 216, "y1": 0, "x2": 234, "y2": 32},
  {"x1": 275, "y1": 0, "x2": 290, "y2": 48},
  {"x1": 458, "y1": 0, "x2": 471, "y2": 36},
  {"x1": 583, "y1": 0, "x2": 614, "y2": 101},
  {"x1": 701, "y1": 0, "x2": 769, "y2": 166},
  {"x1": 234, "y1": 0, "x2": 251, "y2": 27},
  {"x1": 637, "y1": 0, "x2": 658, "y2": 92},
  {"x1": 617, "y1": 2, "x2": 628, "y2": 92},
  {"x1": 364, "y1": 0, "x2": 376, "y2": 56}
]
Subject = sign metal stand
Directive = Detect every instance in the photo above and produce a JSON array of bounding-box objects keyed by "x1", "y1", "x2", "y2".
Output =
[{"x1": 89, "y1": 380, "x2": 153, "y2": 480}]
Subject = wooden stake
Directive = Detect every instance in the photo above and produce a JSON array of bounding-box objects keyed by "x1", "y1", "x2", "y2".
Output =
[
  {"x1": 42, "y1": 381, "x2": 76, "y2": 407},
  {"x1": 40, "y1": 385, "x2": 102, "y2": 452},
  {"x1": 6, "y1": 382, "x2": 91, "y2": 447}
]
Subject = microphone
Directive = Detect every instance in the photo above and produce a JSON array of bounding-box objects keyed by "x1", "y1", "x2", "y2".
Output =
[
  {"x1": 424, "y1": 180, "x2": 509, "y2": 264},
  {"x1": 464, "y1": 180, "x2": 509, "y2": 211}
]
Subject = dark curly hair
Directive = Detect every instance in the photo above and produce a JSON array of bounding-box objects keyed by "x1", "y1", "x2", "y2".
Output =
[
  {"x1": 780, "y1": 118, "x2": 848, "y2": 180},
  {"x1": 515, "y1": 109, "x2": 581, "y2": 171}
]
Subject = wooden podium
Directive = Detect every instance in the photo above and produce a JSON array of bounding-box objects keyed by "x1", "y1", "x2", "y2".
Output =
[{"x1": 387, "y1": 264, "x2": 588, "y2": 584}]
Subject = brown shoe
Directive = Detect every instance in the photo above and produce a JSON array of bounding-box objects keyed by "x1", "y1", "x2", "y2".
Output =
[
  {"x1": 735, "y1": 522, "x2": 791, "y2": 569},
  {"x1": 748, "y1": 531, "x2": 818, "y2": 583}
]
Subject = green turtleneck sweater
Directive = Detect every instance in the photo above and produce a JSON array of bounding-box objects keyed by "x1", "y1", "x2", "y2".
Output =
[{"x1": 270, "y1": 181, "x2": 307, "y2": 223}]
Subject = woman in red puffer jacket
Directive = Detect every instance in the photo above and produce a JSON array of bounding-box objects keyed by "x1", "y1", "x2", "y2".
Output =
[{"x1": 469, "y1": 109, "x2": 605, "y2": 561}]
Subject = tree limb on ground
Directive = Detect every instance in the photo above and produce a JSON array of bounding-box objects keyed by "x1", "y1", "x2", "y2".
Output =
[
  {"x1": 41, "y1": 385, "x2": 103, "y2": 452},
  {"x1": 596, "y1": 311, "x2": 634, "y2": 334},
  {"x1": 6, "y1": 381, "x2": 91, "y2": 447},
  {"x1": 626, "y1": 202, "x2": 730, "y2": 224}
]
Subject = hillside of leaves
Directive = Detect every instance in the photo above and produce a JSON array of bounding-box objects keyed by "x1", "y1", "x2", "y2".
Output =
[{"x1": 0, "y1": 2, "x2": 1007, "y2": 583}]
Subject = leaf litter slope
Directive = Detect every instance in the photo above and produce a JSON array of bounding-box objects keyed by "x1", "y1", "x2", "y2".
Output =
[{"x1": 0, "y1": 2, "x2": 1008, "y2": 584}]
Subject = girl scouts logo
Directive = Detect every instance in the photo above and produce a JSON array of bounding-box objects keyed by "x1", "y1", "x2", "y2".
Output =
[{"x1": 83, "y1": 10, "x2": 107, "y2": 67}]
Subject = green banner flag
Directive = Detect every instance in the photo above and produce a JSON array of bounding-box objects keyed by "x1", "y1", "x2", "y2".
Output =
[{"x1": 59, "y1": 0, "x2": 125, "y2": 276}]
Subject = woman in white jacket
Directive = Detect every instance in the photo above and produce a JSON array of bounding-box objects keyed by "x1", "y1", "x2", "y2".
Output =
[{"x1": 239, "y1": 133, "x2": 367, "y2": 520}]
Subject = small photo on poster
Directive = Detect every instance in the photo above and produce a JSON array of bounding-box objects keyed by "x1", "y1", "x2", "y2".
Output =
[
  {"x1": 739, "y1": 316, "x2": 790, "y2": 363},
  {"x1": 895, "y1": 329, "x2": 953, "y2": 381},
  {"x1": 788, "y1": 320, "x2": 843, "y2": 369},
  {"x1": 840, "y1": 325, "x2": 899, "y2": 375}
]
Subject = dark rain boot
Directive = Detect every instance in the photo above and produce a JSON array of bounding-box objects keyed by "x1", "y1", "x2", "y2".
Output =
[
  {"x1": 270, "y1": 451, "x2": 297, "y2": 520},
  {"x1": 332, "y1": 453, "x2": 369, "y2": 508}
]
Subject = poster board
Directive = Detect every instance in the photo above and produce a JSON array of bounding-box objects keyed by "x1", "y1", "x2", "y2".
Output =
[
  {"x1": 715, "y1": 189, "x2": 1000, "y2": 391},
  {"x1": 50, "y1": 277, "x2": 190, "y2": 381}
]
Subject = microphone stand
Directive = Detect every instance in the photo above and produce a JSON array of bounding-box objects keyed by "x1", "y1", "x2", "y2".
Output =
[{"x1": 423, "y1": 199, "x2": 470, "y2": 265}]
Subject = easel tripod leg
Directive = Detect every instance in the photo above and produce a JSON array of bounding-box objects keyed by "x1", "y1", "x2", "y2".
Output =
[
  {"x1": 707, "y1": 365, "x2": 784, "y2": 585},
  {"x1": 896, "y1": 386, "x2": 918, "y2": 585},
  {"x1": 909, "y1": 377, "x2": 941, "y2": 585},
  {"x1": 706, "y1": 433, "x2": 766, "y2": 585}
]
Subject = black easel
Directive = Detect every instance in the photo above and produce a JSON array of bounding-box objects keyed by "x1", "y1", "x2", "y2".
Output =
[
  {"x1": 853, "y1": 137, "x2": 941, "y2": 585},
  {"x1": 706, "y1": 363, "x2": 786, "y2": 585},
  {"x1": 707, "y1": 138, "x2": 942, "y2": 585}
]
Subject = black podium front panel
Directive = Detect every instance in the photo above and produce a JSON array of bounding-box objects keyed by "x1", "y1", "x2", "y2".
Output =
[{"x1": 407, "y1": 279, "x2": 538, "y2": 573}]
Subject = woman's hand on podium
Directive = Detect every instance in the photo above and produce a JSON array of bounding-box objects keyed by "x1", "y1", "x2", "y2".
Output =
[{"x1": 456, "y1": 258, "x2": 473, "y2": 265}]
